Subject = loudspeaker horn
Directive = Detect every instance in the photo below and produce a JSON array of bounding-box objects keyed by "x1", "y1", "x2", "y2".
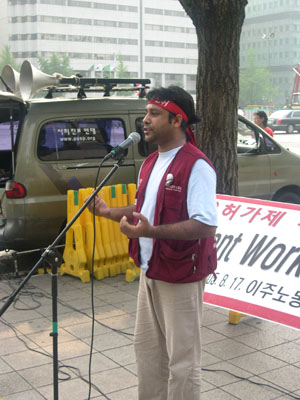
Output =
[
  {"x1": 20, "y1": 60, "x2": 60, "y2": 100},
  {"x1": 0, "y1": 64, "x2": 20, "y2": 94}
]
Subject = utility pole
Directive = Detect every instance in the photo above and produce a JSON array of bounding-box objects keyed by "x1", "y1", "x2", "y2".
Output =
[{"x1": 139, "y1": 0, "x2": 143, "y2": 77}]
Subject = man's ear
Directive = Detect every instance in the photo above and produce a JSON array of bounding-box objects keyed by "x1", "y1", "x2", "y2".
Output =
[{"x1": 172, "y1": 114, "x2": 183, "y2": 128}]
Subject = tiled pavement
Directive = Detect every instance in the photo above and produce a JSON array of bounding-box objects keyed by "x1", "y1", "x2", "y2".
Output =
[{"x1": 0, "y1": 272, "x2": 300, "y2": 400}]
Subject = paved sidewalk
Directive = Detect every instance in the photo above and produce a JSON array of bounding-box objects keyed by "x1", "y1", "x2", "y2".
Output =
[{"x1": 0, "y1": 272, "x2": 299, "y2": 400}]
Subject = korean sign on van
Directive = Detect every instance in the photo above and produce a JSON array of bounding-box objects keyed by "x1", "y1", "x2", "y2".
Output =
[{"x1": 204, "y1": 195, "x2": 300, "y2": 330}]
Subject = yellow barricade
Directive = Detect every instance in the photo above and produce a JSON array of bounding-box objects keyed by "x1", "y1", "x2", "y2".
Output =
[
  {"x1": 60, "y1": 190, "x2": 90, "y2": 282},
  {"x1": 61, "y1": 184, "x2": 140, "y2": 282},
  {"x1": 78, "y1": 188, "x2": 108, "y2": 280}
]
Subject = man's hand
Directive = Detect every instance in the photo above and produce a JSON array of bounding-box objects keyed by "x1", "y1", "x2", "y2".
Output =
[
  {"x1": 120, "y1": 212, "x2": 154, "y2": 238},
  {"x1": 121, "y1": 213, "x2": 216, "y2": 240},
  {"x1": 86, "y1": 195, "x2": 109, "y2": 217}
]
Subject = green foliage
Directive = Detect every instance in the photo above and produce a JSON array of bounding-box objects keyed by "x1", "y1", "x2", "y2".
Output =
[
  {"x1": 173, "y1": 81, "x2": 184, "y2": 88},
  {"x1": 116, "y1": 54, "x2": 129, "y2": 78},
  {"x1": 239, "y1": 49, "x2": 278, "y2": 106},
  {"x1": 0, "y1": 45, "x2": 20, "y2": 73},
  {"x1": 100, "y1": 54, "x2": 130, "y2": 79},
  {"x1": 114, "y1": 54, "x2": 133, "y2": 96},
  {"x1": 37, "y1": 54, "x2": 74, "y2": 76}
]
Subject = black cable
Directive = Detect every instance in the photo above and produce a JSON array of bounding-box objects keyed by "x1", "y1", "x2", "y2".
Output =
[
  {"x1": 87, "y1": 157, "x2": 112, "y2": 400},
  {"x1": 202, "y1": 367, "x2": 300, "y2": 399},
  {"x1": 0, "y1": 318, "x2": 112, "y2": 399},
  {"x1": 0, "y1": 278, "x2": 134, "y2": 337},
  {"x1": 2, "y1": 279, "x2": 299, "y2": 400}
]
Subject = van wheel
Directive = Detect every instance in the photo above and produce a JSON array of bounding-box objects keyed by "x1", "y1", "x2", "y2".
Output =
[
  {"x1": 275, "y1": 191, "x2": 300, "y2": 204},
  {"x1": 286, "y1": 124, "x2": 294, "y2": 134}
]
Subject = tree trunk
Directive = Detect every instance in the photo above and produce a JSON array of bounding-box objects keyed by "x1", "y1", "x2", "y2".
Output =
[{"x1": 179, "y1": 0, "x2": 247, "y2": 195}]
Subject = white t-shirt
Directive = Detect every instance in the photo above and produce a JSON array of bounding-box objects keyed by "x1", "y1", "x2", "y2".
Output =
[{"x1": 138, "y1": 146, "x2": 218, "y2": 274}]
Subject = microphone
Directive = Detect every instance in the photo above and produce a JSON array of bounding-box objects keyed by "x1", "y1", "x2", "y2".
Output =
[{"x1": 104, "y1": 132, "x2": 141, "y2": 160}]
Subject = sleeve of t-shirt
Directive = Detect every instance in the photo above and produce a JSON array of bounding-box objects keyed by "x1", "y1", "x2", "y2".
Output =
[{"x1": 187, "y1": 159, "x2": 218, "y2": 227}]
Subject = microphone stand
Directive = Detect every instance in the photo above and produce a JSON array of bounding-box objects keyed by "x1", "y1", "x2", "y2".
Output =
[{"x1": 0, "y1": 156, "x2": 125, "y2": 400}]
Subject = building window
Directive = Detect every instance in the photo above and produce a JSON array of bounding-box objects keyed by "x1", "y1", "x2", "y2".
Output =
[
  {"x1": 93, "y1": 2, "x2": 116, "y2": 10},
  {"x1": 68, "y1": 52, "x2": 93, "y2": 59},
  {"x1": 118, "y1": 21, "x2": 138, "y2": 29},
  {"x1": 94, "y1": 54, "x2": 113, "y2": 60},
  {"x1": 187, "y1": 74, "x2": 196, "y2": 81},
  {"x1": 9, "y1": 0, "x2": 37, "y2": 4},
  {"x1": 41, "y1": 33, "x2": 67, "y2": 40},
  {"x1": 145, "y1": 72, "x2": 162, "y2": 86},
  {"x1": 165, "y1": 73, "x2": 182, "y2": 81},
  {"x1": 145, "y1": 24, "x2": 164, "y2": 31},
  {"x1": 186, "y1": 27, "x2": 196, "y2": 34},
  {"x1": 145, "y1": 24, "x2": 194, "y2": 34},
  {"x1": 94, "y1": 20, "x2": 117, "y2": 27},
  {"x1": 10, "y1": 33, "x2": 38, "y2": 40},
  {"x1": 164, "y1": 58, "x2": 185, "y2": 64},
  {"x1": 145, "y1": 8, "x2": 163, "y2": 15},
  {"x1": 164, "y1": 9, "x2": 185, "y2": 17},
  {"x1": 11, "y1": 15, "x2": 38, "y2": 23},
  {"x1": 94, "y1": 37, "x2": 117, "y2": 44},
  {"x1": 164, "y1": 41, "x2": 185, "y2": 48},
  {"x1": 164, "y1": 25, "x2": 185, "y2": 33},
  {"x1": 68, "y1": 35, "x2": 92, "y2": 42},
  {"x1": 41, "y1": 16, "x2": 66, "y2": 23},
  {"x1": 13, "y1": 51, "x2": 38, "y2": 58},
  {"x1": 67, "y1": 17, "x2": 92, "y2": 25},
  {"x1": 118, "y1": 5, "x2": 137, "y2": 12},
  {"x1": 186, "y1": 43, "x2": 197, "y2": 49},
  {"x1": 122, "y1": 55, "x2": 138, "y2": 62},
  {"x1": 68, "y1": 0, "x2": 92, "y2": 6},
  {"x1": 40, "y1": 0, "x2": 66, "y2": 4},
  {"x1": 144, "y1": 7, "x2": 185, "y2": 17},
  {"x1": 118, "y1": 38, "x2": 138, "y2": 45},
  {"x1": 145, "y1": 56, "x2": 164, "y2": 63},
  {"x1": 145, "y1": 40, "x2": 164, "y2": 47},
  {"x1": 186, "y1": 59, "x2": 198, "y2": 65}
]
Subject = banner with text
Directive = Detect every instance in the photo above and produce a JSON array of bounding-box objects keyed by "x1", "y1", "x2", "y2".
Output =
[{"x1": 204, "y1": 195, "x2": 300, "y2": 330}]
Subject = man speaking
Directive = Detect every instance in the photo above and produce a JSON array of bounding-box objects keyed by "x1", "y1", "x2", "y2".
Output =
[{"x1": 88, "y1": 85, "x2": 218, "y2": 400}]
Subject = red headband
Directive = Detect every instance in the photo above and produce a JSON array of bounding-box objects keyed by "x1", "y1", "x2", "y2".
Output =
[{"x1": 148, "y1": 99, "x2": 196, "y2": 146}]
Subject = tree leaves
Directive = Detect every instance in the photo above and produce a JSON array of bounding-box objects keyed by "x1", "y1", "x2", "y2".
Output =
[{"x1": 37, "y1": 54, "x2": 74, "y2": 76}]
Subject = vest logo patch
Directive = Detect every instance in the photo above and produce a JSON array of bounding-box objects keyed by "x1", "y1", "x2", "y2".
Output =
[
  {"x1": 165, "y1": 185, "x2": 182, "y2": 192},
  {"x1": 165, "y1": 173, "x2": 174, "y2": 187}
]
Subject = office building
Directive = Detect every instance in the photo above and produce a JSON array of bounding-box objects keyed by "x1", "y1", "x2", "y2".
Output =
[
  {"x1": 2, "y1": 0, "x2": 299, "y2": 104},
  {"x1": 1, "y1": 0, "x2": 198, "y2": 94},
  {"x1": 240, "y1": 0, "x2": 300, "y2": 105}
]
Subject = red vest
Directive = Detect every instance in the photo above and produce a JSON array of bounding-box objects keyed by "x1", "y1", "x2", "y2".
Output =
[{"x1": 129, "y1": 142, "x2": 217, "y2": 283}]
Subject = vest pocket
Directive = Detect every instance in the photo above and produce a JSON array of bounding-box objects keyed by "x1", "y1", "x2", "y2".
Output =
[
  {"x1": 149, "y1": 240, "x2": 199, "y2": 282},
  {"x1": 161, "y1": 189, "x2": 184, "y2": 224}
]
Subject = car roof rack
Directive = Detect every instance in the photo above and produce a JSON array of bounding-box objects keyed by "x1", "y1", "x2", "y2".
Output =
[
  {"x1": 1, "y1": 61, "x2": 152, "y2": 100},
  {"x1": 42, "y1": 77, "x2": 151, "y2": 99}
]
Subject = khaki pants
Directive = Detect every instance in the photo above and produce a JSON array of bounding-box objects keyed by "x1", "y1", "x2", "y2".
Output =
[{"x1": 134, "y1": 273, "x2": 205, "y2": 400}]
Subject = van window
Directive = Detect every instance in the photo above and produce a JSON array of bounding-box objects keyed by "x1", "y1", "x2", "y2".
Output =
[{"x1": 37, "y1": 118, "x2": 125, "y2": 161}]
